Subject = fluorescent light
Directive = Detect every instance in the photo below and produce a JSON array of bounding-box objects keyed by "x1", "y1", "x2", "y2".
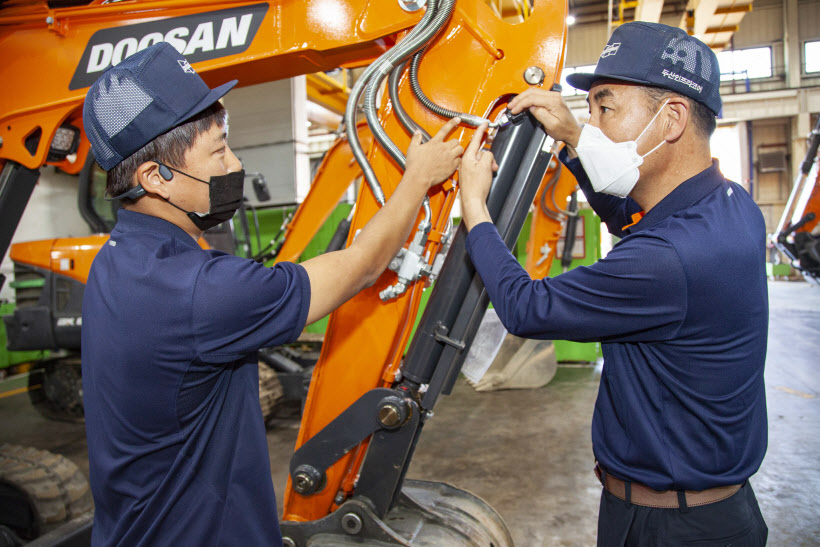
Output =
[{"x1": 566, "y1": 15, "x2": 576, "y2": 26}]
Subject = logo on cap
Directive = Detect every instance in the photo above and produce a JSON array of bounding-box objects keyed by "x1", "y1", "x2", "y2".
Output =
[
  {"x1": 661, "y1": 69, "x2": 703, "y2": 94},
  {"x1": 178, "y1": 59, "x2": 196, "y2": 73},
  {"x1": 601, "y1": 43, "x2": 620, "y2": 58}
]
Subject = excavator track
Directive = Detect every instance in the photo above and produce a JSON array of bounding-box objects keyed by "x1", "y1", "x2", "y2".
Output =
[
  {"x1": 0, "y1": 444, "x2": 92, "y2": 543},
  {"x1": 27, "y1": 359, "x2": 84, "y2": 424},
  {"x1": 258, "y1": 360, "x2": 285, "y2": 424}
]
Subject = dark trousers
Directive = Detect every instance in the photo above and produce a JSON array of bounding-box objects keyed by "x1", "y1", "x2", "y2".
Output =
[{"x1": 597, "y1": 481, "x2": 768, "y2": 546}]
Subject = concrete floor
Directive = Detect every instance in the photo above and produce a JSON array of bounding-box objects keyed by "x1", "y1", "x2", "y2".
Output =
[{"x1": 1, "y1": 280, "x2": 818, "y2": 545}]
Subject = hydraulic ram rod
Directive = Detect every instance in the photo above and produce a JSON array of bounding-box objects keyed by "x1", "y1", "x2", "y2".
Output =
[{"x1": 401, "y1": 111, "x2": 545, "y2": 388}]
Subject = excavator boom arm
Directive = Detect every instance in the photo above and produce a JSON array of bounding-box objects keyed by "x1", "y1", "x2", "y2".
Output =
[{"x1": 0, "y1": 0, "x2": 570, "y2": 537}]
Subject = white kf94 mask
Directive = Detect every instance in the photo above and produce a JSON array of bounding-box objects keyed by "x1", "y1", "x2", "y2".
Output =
[{"x1": 575, "y1": 99, "x2": 670, "y2": 198}]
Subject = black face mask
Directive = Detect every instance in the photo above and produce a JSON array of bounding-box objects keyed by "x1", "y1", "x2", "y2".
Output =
[{"x1": 159, "y1": 163, "x2": 246, "y2": 231}]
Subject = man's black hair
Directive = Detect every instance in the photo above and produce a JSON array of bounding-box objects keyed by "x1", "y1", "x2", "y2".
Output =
[
  {"x1": 642, "y1": 86, "x2": 716, "y2": 139},
  {"x1": 106, "y1": 102, "x2": 227, "y2": 203}
]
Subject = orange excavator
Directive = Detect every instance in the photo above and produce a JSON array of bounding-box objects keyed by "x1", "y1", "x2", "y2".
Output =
[
  {"x1": 772, "y1": 116, "x2": 820, "y2": 285},
  {"x1": 0, "y1": 0, "x2": 578, "y2": 543}
]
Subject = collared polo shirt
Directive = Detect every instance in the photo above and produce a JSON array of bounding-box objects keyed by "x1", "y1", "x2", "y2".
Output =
[
  {"x1": 465, "y1": 152, "x2": 768, "y2": 491},
  {"x1": 82, "y1": 209, "x2": 310, "y2": 546}
]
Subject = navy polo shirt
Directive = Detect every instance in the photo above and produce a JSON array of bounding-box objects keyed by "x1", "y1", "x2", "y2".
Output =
[
  {"x1": 465, "y1": 151, "x2": 768, "y2": 491},
  {"x1": 81, "y1": 210, "x2": 310, "y2": 546}
]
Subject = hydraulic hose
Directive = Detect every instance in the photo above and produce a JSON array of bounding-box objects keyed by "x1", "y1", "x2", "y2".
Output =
[
  {"x1": 388, "y1": 60, "x2": 431, "y2": 142},
  {"x1": 344, "y1": 0, "x2": 442, "y2": 204},
  {"x1": 408, "y1": 42, "x2": 497, "y2": 128},
  {"x1": 561, "y1": 191, "x2": 579, "y2": 272},
  {"x1": 359, "y1": 0, "x2": 453, "y2": 231},
  {"x1": 385, "y1": 60, "x2": 434, "y2": 232},
  {"x1": 538, "y1": 160, "x2": 565, "y2": 221},
  {"x1": 362, "y1": 0, "x2": 454, "y2": 170}
]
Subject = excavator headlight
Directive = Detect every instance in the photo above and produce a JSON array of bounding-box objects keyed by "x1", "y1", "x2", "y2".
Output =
[{"x1": 48, "y1": 125, "x2": 80, "y2": 162}]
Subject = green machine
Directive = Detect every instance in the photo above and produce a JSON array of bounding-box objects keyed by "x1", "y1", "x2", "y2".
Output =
[{"x1": 0, "y1": 301, "x2": 47, "y2": 375}]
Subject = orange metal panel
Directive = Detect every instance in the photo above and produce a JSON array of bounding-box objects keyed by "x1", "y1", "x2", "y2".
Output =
[
  {"x1": 10, "y1": 234, "x2": 210, "y2": 285},
  {"x1": 9, "y1": 239, "x2": 59, "y2": 272},
  {"x1": 274, "y1": 122, "x2": 371, "y2": 264},
  {"x1": 524, "y1": 157, "x2": 578, "y2": 279},
  {"x1": 10, "y1": 235, "x2": 108, "y2": 284},
  {"x1": 797, "y1": 177, "x2": 820, "y2": 235},
  {"x1": 0, "y1": 0, "x2": 421, "y2": 169}
]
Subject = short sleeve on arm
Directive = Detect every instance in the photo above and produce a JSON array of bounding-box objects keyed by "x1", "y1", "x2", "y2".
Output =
[{"x1": 192, "y1": 256, "x2": 311, "y2": 362}]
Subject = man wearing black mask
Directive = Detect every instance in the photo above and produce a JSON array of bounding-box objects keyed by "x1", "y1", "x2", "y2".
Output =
[{"x1": 81, "y1": 42, "x2": 463, "y2": 546}]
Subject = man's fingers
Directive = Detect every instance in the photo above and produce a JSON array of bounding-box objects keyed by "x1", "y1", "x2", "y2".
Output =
[
  {"x1": 479, "y1": 149, "x2": 495, "y2": 168},
  {"x1": 510, "y1": 89, "x2": 564, "y2": 115},
  {"x1": 433, "y1": 117, "x2": 461, "y2": 142},
  {"x1": 509, "y1": 88, "x2": 546, "y2": 112},
  {"x1": 465, "y1": 123, "x2": 489, "y2": 159},
  {"x1": 508, "y1": 88, "x2": 536, "y2": 113},
  {"x1": 408, "y1": 130, "x2": 424, "y2": 150}
]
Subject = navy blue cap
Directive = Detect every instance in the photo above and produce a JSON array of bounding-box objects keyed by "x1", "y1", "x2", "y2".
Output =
[
  {"x1": 566, "y1": 22, "x2": 722, "y2": 116},
  {"x1": 83, "y1": 42, "x2": 237, "y2": 171}
]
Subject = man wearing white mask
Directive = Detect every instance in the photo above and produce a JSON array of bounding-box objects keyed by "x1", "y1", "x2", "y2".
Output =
[{"x1": 458, "y1": 22, "x2": 768, "y2": 546}]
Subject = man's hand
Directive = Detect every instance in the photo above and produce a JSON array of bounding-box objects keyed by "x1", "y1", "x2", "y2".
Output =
[
  {"x1": 300, "y1": 117, "x2": 465, "y2": 325},
  {"x1": 458, "y1": 123, "x2": 498, "y2": 231},
  {"x1": 404, "y1": 117, "x2": 464, "y2": 189},
  {"x1": 508, "y1": 89, "x2": 582, "y2": 147}
]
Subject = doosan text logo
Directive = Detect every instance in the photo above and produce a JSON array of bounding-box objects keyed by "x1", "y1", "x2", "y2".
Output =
[{"x1": 69, "y1": 3, "x2": 268, "y2": 90}]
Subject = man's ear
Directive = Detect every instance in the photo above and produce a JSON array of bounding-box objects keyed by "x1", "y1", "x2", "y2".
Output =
[
  {"x1": 135, "y1": 161, "x2": 172, "y2": 199},
  {"x1": 663, "y1": 98, "x2": 689, "y2": 143}
]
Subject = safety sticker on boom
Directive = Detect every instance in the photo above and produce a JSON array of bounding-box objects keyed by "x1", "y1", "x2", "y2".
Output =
[{"x1": 69, "y1": 3, "x2": 268, "y2": 90}]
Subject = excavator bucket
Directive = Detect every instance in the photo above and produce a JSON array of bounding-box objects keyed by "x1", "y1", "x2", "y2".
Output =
[
  {"x1": 283, "y1": 480, "x2": 513, "y2": 547},
  {"x1": 471, "y1": 335, "x2": 557, "y2": 392},
  {"x1": 463, "y1": 310, "x2": 557, "y2": 392}
]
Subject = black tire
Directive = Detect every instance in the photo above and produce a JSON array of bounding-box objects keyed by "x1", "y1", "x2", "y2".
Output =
[
  {"x1": 0, "y1": 444, "x2": 92, "y2": 542},
  {"x1": 258, "y1": 361, "x2": 284, "y2": 423},
  {"x1": 28, "y1": 358, "x2": 84, "y2": 423}
]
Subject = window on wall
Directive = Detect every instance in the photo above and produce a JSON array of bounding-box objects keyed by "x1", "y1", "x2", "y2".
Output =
[
  {"x1": 716, "y1": 47, "x2": 773, "y2": 81},
  {"x1": 560, "y1": 65, "x2": 597, "y2": 96},
  {"x1": 805, "y1": 40, "x2": 820, "y2": 73}
]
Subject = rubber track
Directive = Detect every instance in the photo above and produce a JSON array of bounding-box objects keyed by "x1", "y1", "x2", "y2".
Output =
[
  {"x1": 258, "y1": 362, "x2": 284, "y2": 423},
  {"x1": 0, "y1": 444, "x2": 92, "y2": 538}
]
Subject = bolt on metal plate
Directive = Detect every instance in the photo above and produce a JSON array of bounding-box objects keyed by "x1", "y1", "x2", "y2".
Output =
[
  {"x1": 341, "y1": 512, "x2": 363, "y2": 535},
  {"x1": 293, "y1": 472, "x2": 314, "y2": 494},
  {"x1": 378, "y1": 404, "x2": 401, "y2": 427},
  {"x1": 398, "y1": 0, "x2": 427, "y2": 11},
  {"x1": 524, "y1": 66, "x2": 546, "y2": 86}
]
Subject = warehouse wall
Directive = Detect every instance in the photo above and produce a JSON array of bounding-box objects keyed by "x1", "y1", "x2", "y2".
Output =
[
  {"x1": 221, "y1": 77, "x2": 311, "y2": 206},
  {"x1": 726, "y1": 0, "x2": 820, "y2": 93},
  {"x1": 562, "y1": 0, "x2": 820, "y2": 238},
  {"x1": 750, "y1": 119, "x2": 792, "y2": 233},
  {"x1": 564, "y1": 13, "x2": 682, "y2": 67}
]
